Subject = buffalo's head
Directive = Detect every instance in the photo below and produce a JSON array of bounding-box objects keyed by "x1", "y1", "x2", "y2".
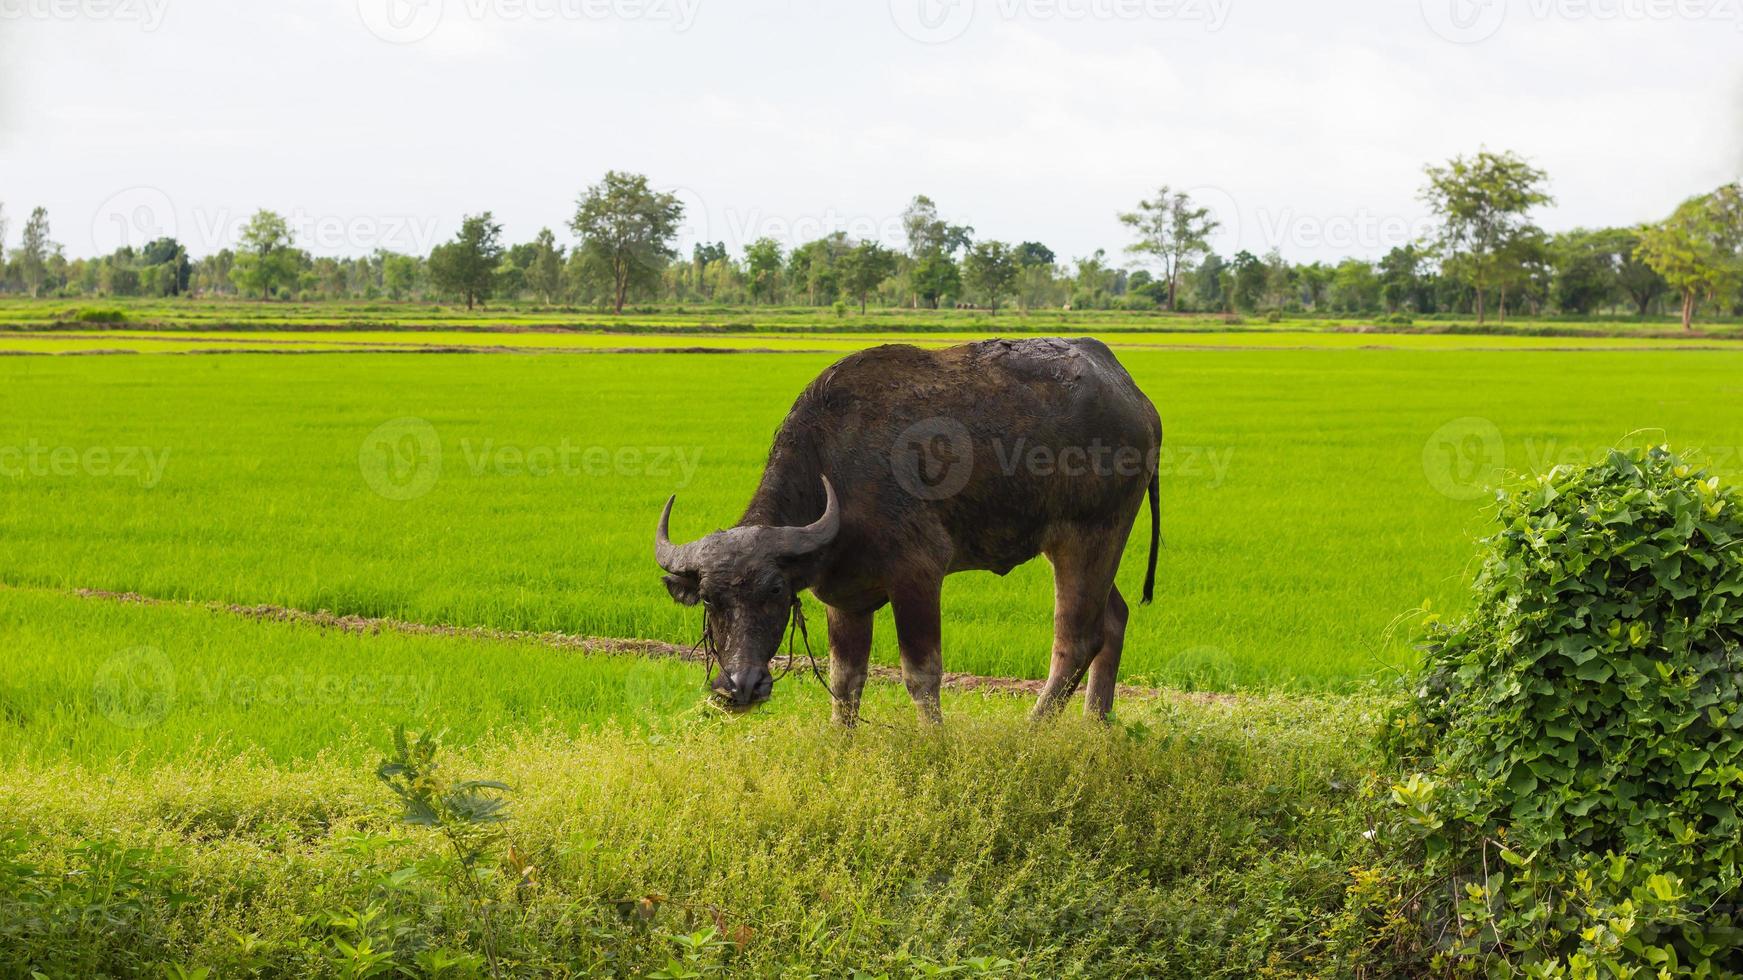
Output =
[{"x1": 655, "y1": 477, "x2": 839, "y2": 709}]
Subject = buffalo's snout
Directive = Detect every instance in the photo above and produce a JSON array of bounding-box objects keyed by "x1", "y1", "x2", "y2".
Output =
[{"x1": 712, "y1": 665, "x2": 773, "y2": 709}]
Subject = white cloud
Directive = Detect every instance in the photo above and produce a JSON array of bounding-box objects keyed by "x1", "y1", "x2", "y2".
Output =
[{"x1": 0, "y1": 0, "x2": 1737, "y2": 260}]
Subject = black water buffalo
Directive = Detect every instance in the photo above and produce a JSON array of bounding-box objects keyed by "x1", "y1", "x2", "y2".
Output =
[{"x1": 654, "y1": 337, "x2": 1162, "y2": 723}]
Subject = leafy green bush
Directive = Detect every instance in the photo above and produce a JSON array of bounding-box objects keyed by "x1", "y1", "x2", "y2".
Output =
[{"x1": 1392, "y1": 446, "x2": 1743, "y2": 974}]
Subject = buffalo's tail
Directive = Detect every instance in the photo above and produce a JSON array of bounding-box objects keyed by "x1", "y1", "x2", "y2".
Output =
[{"x1": 1140, "y1": 470, "x2": 1161, "y2": 605}]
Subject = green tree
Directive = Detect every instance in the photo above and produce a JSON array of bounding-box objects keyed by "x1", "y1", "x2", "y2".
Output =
[
  {"x1": 901, "y1": 195, "x2": 973, "y2": 258},
  {"x1": 1607, "y1": 227, "x2": 1669, "y2": 315},
  {"x1": 493, "y1": 254, "x2": 526, "y2": 300},
  {"x1": 1118, "y1": 186, "x2": 1219, "y2": 311},
  {"x1": 229, "y1": 210, "x2": 298, "y2": 300},
  {"x1": 1297, "y1": 261, "x2": 1333, "y2": 311},
  {"x1": 140, "y1": 237, "x2": 191, "y2": 296},
  {"x1": 911, "y1": 253, "x2": 961, "y2": 309},
  {"x1": 787, "y1": 234, "x2": 851, "y2": 305},
  {"x1": 835, "y1": 241, "x2": 897, "y2": 314},
  {"x1": 689, "y1": 242, "x2": 727, "y2": 301},
  {"x1": 381, "y1": 253, "x2": 421, "y2": 301},
  {"x1": 1260, "y1": 250, "x2": 1295, "y2": 310},
  {"x1": 901, "y1": 195, "x2": 973, "y2": 308},
  {"x1": 193, "y1": 250, "x2": 236, "y2": 296},
  {"x1": 1015, "y1": 241, "x2": 1055, "y2": 267},
  {"x1": 1549, "y1": 229, "x2": 1622, "y2": 315},
  {"x1": 1328, "y1": 258, "x2": 1380, "y2": 313},
  {"x1": 1636, "y1": 184, "x2": 1743, "y2": 330},
  {"x1": 17, "y1": 207, "x2": 54, "y2": 297},
  {"x1": 1193, "y1": 252, "x2": 1229, "y2": 311},
  {"x1": 526, "y1": 228, "x2": 565, "y2": 305},
  {"x1": 1377, "y1": 245, "x2": 1428, "y2": 314},
  {"x1": 744, "y1": 237, "x2": 784, "y2": 305},
  {"x1": 1071, "y1": 250, "x2": 1118, "y2": 309},
  {"x1": 428, "y1": 212, "x2": 505, "y2": 310},
  {"x1": 1420, "y1": 150, "x2": 1554, "y2": 324},
  {"x1": 962, "y1": 240, "x2": 1019, "y2": 314},
  {"x1": 1229, "y1": 250, "x2": 1267, "y2": 311},
  {"x1": 570, "y1": 171, "x2": 684, "y2": 315}
]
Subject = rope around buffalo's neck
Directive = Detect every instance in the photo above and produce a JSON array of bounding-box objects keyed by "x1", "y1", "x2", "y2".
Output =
[{"x1": 690, "y1": 596, "x2": 883, "y2": 725}]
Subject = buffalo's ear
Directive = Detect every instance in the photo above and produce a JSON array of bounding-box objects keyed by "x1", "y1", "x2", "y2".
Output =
[{"x1": 663, "y1": 572, "x2": 702, "y2": 607}]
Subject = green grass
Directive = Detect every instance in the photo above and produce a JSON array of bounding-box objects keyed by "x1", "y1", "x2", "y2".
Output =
[
  {"x1": 0, "y1": 582, "x2": 1391, "y2": 976},
  {"x1": 6, "y1": 348, "x2": 1743, "y2": 689},
  {"x1": 0, "y1": 586, "x2": 726, "y2": 766},
  {"x1": 2, "y1": 648, "x2": 1389, "y2": 976},
  {"x1": 5, "y1": 326, "x2": 1734, "y2": 975}
]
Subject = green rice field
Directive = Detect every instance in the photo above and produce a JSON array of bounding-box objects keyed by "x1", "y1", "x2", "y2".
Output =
[
  {"x1": 5, "y1": 343, "x2": 1742, "y2": 694},
  {"x1": 4, "y1": 320, "x2": 1742, "y2": 976}
]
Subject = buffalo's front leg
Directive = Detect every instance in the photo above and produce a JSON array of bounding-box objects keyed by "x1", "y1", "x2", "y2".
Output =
[
  {"x1": 826, "y1": 605, "x2": 873, "y2": 726},
  {"x1": 890, "y1": 579, "x2": 944, "y2": 724}
]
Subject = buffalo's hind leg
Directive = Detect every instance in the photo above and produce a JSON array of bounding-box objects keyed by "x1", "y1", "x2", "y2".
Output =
[
  {"x1": 1033, "y1": 529, "x2": 1123, "y2": 720},
  {"x1": 1084, "y1": 586, "x2": 1129, "y2": 720},
  {"x1": 826, "y1": 605, "x2": 873, "y2": 727},
  {"x1": 890, "y1": 578, "x2": 945, "y2": 724}
]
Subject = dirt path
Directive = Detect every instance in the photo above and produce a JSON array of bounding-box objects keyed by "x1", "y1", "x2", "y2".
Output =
[{"x1": 54, "y1": 585, "x2": 1228, "y2": 704}]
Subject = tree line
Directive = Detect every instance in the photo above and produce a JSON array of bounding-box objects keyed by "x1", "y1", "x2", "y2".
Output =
[{"x1": 3, "y1": 153, "x2": 1740, "y2": 327}]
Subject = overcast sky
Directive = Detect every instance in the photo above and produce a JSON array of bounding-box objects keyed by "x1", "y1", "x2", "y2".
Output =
[{"x1": 1, "y1": 0, "x2": 1739, "y2": 264}]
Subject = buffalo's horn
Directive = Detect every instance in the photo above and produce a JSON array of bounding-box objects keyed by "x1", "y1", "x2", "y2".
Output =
[
  {"x1": 765, "y1": 476, "x2": 840, "y2": 556},
  {"x1": 655, "y1": 494, "x2": 694, "y2": 573}
]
